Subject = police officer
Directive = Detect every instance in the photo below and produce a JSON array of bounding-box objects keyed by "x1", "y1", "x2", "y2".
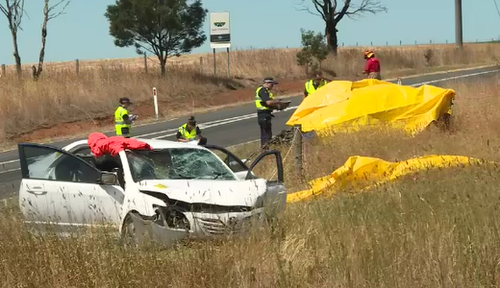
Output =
[
  {"x1": 304, "y1": 71, "x2": 328, "y2": 98},
  {"x1": 114, "y1": 97, "x2": 137, "y2": 138},
  {"x1": 255, "y1": 77, "x2": 286, "y2": 148},
  {"x1": 176, "y1": 116, "x2": 207, "y2": 145}
]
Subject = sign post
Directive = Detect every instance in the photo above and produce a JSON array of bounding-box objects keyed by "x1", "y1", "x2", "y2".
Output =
[{"x1": 209, "y1": 11, "x2": 231, "y2": 78}]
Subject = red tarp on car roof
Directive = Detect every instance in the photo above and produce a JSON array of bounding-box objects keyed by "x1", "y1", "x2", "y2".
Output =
[{"x1": 88, "y1": 132, "x2": 152, "y2": 157}]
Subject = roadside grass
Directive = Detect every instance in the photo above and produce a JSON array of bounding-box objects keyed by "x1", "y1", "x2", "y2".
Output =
[
  {"x1": 1, "y1": 66, "x2": 500, "y2": 287},
  {"x1": 0, "y1": 43, "x2": 499, "y2": 144}
]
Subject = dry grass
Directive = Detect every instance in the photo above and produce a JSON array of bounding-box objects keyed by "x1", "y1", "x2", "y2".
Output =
[
  {"x1": 0, "y1": 43, "x2": 500, "y2": 143},
  {"x1": 1, "y1": 70, "x2": 500, "y2": 287}
]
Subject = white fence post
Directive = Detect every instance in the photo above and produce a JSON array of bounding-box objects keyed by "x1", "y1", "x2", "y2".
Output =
[{"x1": 153, "y1": 87, "x2": 158, "y2": 119}]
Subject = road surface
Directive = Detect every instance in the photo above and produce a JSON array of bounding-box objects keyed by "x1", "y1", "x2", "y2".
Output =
[{"x1": 1, "y1": 65, "x2": 499, "y2": 199}]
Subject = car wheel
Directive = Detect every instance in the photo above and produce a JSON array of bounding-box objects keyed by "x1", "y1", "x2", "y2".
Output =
[{"x1": 120, "y1": 213, "x2": 140, "y2": 248}]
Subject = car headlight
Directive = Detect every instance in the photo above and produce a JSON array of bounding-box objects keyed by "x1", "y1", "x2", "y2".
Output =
[{"x1": 153, "y1": 204, "x2": 190, "y2": 231}]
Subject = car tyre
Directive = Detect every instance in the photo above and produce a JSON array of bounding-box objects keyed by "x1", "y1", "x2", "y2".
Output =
[{"x1": 120, "y1": 213, "x2": 140, "y2": 249}]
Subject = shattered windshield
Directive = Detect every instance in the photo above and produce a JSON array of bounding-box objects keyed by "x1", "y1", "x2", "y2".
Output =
[{"x1": 126, "y1": 148, "x2": 237, "y2": 182}]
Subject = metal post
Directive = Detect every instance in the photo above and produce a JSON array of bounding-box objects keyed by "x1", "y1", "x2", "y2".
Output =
[
  {"x1": 455, "y1": 0, "x2": 463, "y2": 50},
  {"x1": 227, "y1": 47, "x2": 230, "y2": 79},
  {"x1": 144, "y1": 54, "x2": 148, "y2": 73},
  {"x1": 213, "y1": 48, "x2": 216, "y2": 76},
  {"x1": 1, "y1": 64, "x2": 5, "y2": 76},
  {"x1": 294, "y1": 125, "x2": 303, "y2": 175},
  {"x1": 75, "y1": 59, "x2": 80, "y2": 74}
]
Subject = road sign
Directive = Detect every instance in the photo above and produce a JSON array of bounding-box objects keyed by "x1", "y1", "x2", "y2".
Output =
[{"x1": 210, "y1": 12, "x2": 231, "y2": 49}]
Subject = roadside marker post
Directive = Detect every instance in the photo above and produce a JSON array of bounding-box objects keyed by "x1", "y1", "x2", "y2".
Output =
[
  {"x1": 294, "y1": 125, "x2": 303, "y2": 176},
  {"x1": 153, "y1": 87, "x2": 158, "y2": 119}
]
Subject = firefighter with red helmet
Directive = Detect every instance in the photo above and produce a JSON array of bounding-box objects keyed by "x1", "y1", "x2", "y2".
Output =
[{"x1": 363, "y1": 50, "x2": 382, "y2": 80}]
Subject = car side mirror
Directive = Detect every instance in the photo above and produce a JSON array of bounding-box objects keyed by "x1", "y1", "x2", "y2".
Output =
[{"x1": 99, "y1": 172, "x2": 117, "y2": 185}]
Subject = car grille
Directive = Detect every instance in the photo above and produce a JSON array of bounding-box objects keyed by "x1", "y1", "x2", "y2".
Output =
[{"x1": 196, "y1": 214, "x2": 262, "y2": 236}]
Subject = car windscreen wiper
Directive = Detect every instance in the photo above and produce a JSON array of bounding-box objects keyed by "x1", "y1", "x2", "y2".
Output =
[
  {"x1": 172, "y1": 170, "x2": 195, "y2": 179},
  {"x1": 213, "y1": 171, "x2": 229, "y2": 179}
]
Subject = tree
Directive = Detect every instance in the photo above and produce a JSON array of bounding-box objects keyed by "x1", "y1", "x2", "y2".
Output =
[
  {"x1": 105, "y1": 0, "x2": 207, "y2": 76},
  {"x1": 0, "y1": 0, "x2": 26, "y2": 76},
  {"x1": 299, "y1": 0, "x2": 387, "y2": 55},
  {"x1": 296, "y1": 29, "x2": 329, "y2": 75},
  {"x1": 33, "y1": 0, "x2": 70, "y2": 79}
]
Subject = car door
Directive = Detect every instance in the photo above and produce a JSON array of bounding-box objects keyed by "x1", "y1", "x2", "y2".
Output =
[
  {"x1": 203, "y1": 145, "x2": 285, "y2": 181},
  {"x1": 17, "y1": 143, "x2": 124, "y2": 234},
  {"x1": 244, "y1": 150, "x2": 287, "y2": 216},
  {"x1": 203, "y1": 145, "x2": 286, "y2": 215}
]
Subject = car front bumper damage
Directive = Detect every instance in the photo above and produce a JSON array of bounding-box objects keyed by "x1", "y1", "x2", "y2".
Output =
[{"x1": 131, "y1": 186, "x2": 287, "y2": 247}]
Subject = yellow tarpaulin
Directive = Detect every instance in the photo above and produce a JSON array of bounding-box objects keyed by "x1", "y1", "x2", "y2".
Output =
[
  {"x1": 286, "y1": 79, "x2": 455, "y2": 135},
  {"x1": 286, "y1": 155, "x2": 488, "y2": 203}
]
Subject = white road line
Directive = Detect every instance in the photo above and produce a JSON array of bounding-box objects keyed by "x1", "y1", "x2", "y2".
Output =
[
  {"x1": 407, "y1": 69, "x2": 500, "y2": 86},
  {"x1": 0, "y1": 159, "x2": 20, "y2": 165},
  {"x1": 0, "y1": 67, "x2": 499, "y2": 174},
  {"x1": 0, "y1": 168, "x2": 22, "y2": 174},
  {"x1": 0, "y1": 105, "x2": 299, "y2": 174}
]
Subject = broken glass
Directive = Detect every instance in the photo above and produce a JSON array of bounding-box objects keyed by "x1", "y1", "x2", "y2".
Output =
[{"x1": 126, "y1": 148, "x2": 237, "y2": 182}]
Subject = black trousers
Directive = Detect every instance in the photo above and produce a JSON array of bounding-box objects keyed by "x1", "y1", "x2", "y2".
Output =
[
  {"x1": 120, "y1": 127, "x2": 130, "y2": 138},
  {"x1": 258, "y1": 113, "x2": 273, "y2": 148}
]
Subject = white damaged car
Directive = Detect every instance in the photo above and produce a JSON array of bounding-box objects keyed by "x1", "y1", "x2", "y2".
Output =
[{"x1": 16, "y1": 138, "x2": 287, "y2": 246}]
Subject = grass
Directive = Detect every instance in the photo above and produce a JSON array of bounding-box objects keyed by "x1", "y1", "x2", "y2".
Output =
[
  {"x1": 0, "y1": 43, "x2": 500, "y2": 145},
  {"x1": 1, "y1": 68, "x2": 500, "y2": 286}
]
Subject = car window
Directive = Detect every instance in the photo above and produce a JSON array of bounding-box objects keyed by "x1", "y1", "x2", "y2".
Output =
[
  {"x1": 209, "y1": 148, "x2": 248, "y2": 173},
  {"x1": 126, "y1": 148, "x2": 237, "y2": 182},
  {"x1": 22, "y1": 145, "x2": 100, "y2": 183}
]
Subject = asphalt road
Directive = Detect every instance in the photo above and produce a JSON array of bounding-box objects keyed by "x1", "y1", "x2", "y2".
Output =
[{"x1": 1, "y1": 65, "x2": 500, "y2": 199}]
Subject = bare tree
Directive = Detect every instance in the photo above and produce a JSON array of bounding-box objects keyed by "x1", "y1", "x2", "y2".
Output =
[
  {"x1": 33, "y1": 0, "x2": 70, "y2": 79},
  {"x1": 299, "y1": 0, "x2": 387, "y2": 55},
  {"x1": 0, "y1": 0, "x2": 26, "y2": 76}
]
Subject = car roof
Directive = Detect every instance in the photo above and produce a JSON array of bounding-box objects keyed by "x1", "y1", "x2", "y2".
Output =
[{"x1": 63, "y1": 138, "x2": 208, "y2": 152}]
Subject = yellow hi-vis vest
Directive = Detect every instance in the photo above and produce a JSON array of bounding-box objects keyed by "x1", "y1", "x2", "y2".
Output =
[
  {"x1": 114, "y1": 106, "x2": 131, "y2": 136},
  {"x1": 178, "y1": 123, "x2": 197, "y2": 140},
  {"x1": 305, "y1": 79, "x2": 327, "y2": 96},
  {"x1": 255, "y1": 86, "x2": 274, "y2": 111}
]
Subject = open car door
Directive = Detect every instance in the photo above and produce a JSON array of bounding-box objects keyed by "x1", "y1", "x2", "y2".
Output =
[
  {"x1": 17, "y1": 143, "x2": 124, "y2": 234},
  {"x1": 203, "y1": 145, "x2": 287, "y2": 216}
]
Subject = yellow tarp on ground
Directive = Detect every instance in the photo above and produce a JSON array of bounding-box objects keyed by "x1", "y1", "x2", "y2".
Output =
[
  {"x1": 286, "y1": 155, "x2": 488, "y2": 203},
  {"x1": 286, "y1": 79, "x2": 455, "y2": 135}
]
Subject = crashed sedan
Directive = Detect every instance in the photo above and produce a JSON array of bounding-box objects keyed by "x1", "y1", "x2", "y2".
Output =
[{"x1": 17, "y1": 133, "x2": 287, "y2": 246}]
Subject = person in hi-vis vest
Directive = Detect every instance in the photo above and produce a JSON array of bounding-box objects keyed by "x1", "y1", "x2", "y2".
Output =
[
  {"x1": 114, "y1": 97, "x2": 138, "y2": 138},
  {"x1": 304, "y1": 71, "x2": 328, "y2": 98},
  {"x1": 176, "y1": 116, "x2": 207, "y2": 145}
]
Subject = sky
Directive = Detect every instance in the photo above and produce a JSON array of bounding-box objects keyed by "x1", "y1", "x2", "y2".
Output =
[{"x1": 0, "y1": 0, "x2": 499, "y2": 65}]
